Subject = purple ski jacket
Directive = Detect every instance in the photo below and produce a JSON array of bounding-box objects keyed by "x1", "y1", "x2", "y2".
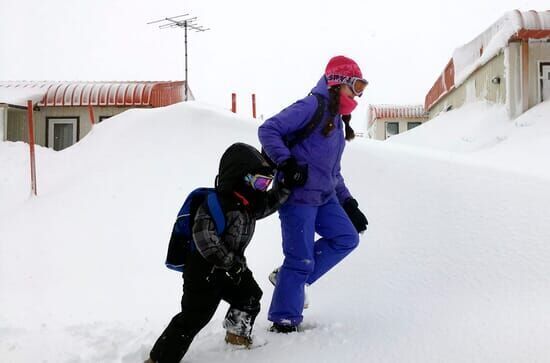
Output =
[{"x1": 258, "y1": 76, "x2": 352, "y2": 206}]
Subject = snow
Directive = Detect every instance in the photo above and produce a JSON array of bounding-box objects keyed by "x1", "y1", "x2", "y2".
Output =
[
  {"x1": 452, "y1": 10, "x2": 550, "y2": 86},
  {"x1": 1, "y1": 101, "x2": 550, "y2": 362},
  {"x1": 0, "y1": 86, "x2": 44, "y2": 107},
  {"x1": 387, "y1": 100, "x2": 550, "y2": 179}
]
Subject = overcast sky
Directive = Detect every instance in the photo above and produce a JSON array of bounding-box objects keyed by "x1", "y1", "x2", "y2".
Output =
[{"x1": 1, "y1": 0, "x2": 548, "y2": 128}]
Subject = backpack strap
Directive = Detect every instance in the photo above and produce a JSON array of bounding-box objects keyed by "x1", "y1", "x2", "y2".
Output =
[
  {"x1": 206, "y1": 191, "x2": 226, "y2": 236},
  {"x1": 172, "y1": 188, "x2": 226, "y2": 237},
  {"x1": 261, "y1": 93, "x2": 326, "y2": 168},
  {"x1": 286, "y1": 93, "x2": 326, "y2": 148}
]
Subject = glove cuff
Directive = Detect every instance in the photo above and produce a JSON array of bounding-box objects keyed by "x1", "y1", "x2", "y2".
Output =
[
  {"x1": 278, "y1": 157, "x2": 297, "y2": 169},
  {"x1": 343, "y1": 197, "x2": 358, "y2": 210}
]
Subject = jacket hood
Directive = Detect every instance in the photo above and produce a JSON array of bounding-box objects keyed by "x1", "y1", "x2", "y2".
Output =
[
  {"x1": 311, "y1": 76, "x2": 330, "y2": 100},
  {"x1": 216, "y1": 143, "x2": 273, "y2": 194}
]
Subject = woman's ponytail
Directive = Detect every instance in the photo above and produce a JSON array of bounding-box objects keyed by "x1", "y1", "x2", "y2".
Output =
[
  {"x1": 322, "y1": 86, "x2": 340, "y2": 136},
  {"x1": 342, "y1": 114, "x2": 355, "y2": 141}
]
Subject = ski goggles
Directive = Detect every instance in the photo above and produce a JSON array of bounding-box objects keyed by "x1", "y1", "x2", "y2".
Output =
[
  {"x1": 344, "y1": 76, "x2": 368, "y2": 97},
  {"x1": 244, "y1": 173, "x2": 273, "y2": 191},
  {"x1": 327, "y1": 74, "x2": 369, "y2": 97}
]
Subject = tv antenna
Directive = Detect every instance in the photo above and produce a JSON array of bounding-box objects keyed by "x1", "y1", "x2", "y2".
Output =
[{"x1": 147, "y1": 14, "x2": 210, "y2": 101}]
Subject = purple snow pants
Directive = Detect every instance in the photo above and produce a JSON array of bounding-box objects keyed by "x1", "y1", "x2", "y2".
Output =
[{"x1": 268, "y1": 197, "x2": 359, "y2": 326}]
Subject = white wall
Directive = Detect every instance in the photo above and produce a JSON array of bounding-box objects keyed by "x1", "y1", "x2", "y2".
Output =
[
  {"x1": 506, "y1": 40, "x2": 550, "y2": 118},
  {"x1": 371, "y1": 118, "x2": 427, "y2": 140},
  {"x1": 505, "y1": 43, "x2": 522, "y2": 119},
  {"x1": 33, "y1": 106, "x2": 137, "y2": 147}
]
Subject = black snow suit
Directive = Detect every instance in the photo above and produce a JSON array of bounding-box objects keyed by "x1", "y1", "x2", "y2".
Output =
[{"x1": 149, "y1": 143, "x2": 289, "y2": 363}]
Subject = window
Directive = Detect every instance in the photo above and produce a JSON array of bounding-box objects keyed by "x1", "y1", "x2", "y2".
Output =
[
  {"x1": 385, "y1": 122, "x2": 399, "y2": 139},
  {"x1": 408, "y1": 122, "x2": 421, "y2": 130},
  {"x1": 47, "y1": 117, "x2": 79, "y2": 151}
]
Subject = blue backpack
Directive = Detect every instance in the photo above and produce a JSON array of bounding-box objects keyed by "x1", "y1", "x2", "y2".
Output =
[{"x1": 165, "y1": 188, "x2": 226, "y2": 272}]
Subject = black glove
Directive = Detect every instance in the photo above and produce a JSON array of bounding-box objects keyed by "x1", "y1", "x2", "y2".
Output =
[
  {"x1": 343, "y1": 198, "x2": 368, "y2": 233},
  {"x1": 278, "y1": 158, "x2": 308, "y2": 188},
  {"x1": 225, "y1": 255, "x2": 247, "y2": 285}
]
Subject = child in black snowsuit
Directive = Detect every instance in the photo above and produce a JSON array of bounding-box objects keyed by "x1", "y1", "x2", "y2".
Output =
[{"x1": 146, "y1": 143, "x2": 290, "y2": 363}]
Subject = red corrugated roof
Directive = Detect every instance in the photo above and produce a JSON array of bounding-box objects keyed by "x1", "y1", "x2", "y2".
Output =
[
  {"x1": 424, "y1": 60, "x2": 455, "y2": 111},
  {"x1": 0, "y1": 81, "x2": 187, "y2": 107},
  {"x1": 511, "y1": 28, "x2": 550, "y2": 41},
  {"x1": 368, "y1": 104, "x2": 428, "y2": 127}
]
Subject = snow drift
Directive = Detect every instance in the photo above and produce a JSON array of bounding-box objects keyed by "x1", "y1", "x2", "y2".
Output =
[{"x1": 388, "y1": 100, "x2": 550, "y2": 179}]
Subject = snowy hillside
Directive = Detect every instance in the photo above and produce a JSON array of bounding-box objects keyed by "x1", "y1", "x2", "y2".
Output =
[{"x1": 1, "y1": 101, "x2": 550, "y2": 363}]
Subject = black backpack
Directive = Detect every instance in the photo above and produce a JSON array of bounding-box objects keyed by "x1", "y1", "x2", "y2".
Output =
[{"x1": 261, "y1": 93, "x2": 326, "y2": 168}]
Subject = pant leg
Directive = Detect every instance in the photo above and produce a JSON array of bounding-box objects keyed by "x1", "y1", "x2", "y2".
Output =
[
  {"x1": 268, "y1": 203, "x2": 317, "y2": 326},
  {"x1": 150, "y1": 251, "x2": 222, "y2": 363},
  {"x1": 306, "y1": 197, "x2": 359, "y2": 285},
  {"x1": 221, "y1": 269, "x2": 263, "y2": 337}
]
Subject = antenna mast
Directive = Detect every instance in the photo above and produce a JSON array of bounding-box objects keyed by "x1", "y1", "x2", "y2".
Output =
[{"x1": 147, "y1": 14, "x2": 210, "y2": 101}]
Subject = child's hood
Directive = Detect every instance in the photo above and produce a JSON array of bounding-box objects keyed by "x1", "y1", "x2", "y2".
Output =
[{"x1": 216, "y1": 143, "x2": 273, "y2": 193}]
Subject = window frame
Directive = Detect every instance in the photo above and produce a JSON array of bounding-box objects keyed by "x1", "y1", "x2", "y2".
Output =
[
  {"x1": 46, "y1": 116, "x2": 80, "y2": 150},
  {"x1": 407, "y1": 122, "x2": 422, "y2": 131},
  {"x1": 385, "y1": 121, "x2": 399, "y2": 139},
  {"x1": 539, "y1": 61, "x2": 550, "y2": 103}
]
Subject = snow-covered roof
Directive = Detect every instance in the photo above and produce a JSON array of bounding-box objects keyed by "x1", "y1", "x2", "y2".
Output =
[
  {"x1": 453, "y1": 10, "x2": 550, "y2": 86},
  {"x1": 368, "y1": 104, "x2": 428, "y2": 127},
  {"x1": 0, "y1": 81, "x2": 188, "y2": 108},
  {"x1": 0, "y1": 85, "x2": 46, "y2": 107},
  {"x1": 425, "y1": 10, "x2": 550, "y2": 111}
]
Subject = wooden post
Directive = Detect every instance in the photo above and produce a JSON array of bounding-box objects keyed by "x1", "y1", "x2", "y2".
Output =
[
  {"x1": 88, "y1": 104, "x2": 96, "y2": 126},
  {"x1": 231, "y1": 93, "x2": 237, "y2": 113},
  {"x1": 252, "y1": 94, "x2": 257, "y2": 118},
  {"x1": 27, "y1": 100, "x2": 37, "y2": 196}
]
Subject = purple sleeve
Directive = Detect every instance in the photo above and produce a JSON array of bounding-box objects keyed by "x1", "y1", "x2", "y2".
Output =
[
  {"x1": 258, "y1": 95, "x2": 318, "y2": 166},
  {"x1": 335, "y1": 163, "x2": 352, "y2": 204}
]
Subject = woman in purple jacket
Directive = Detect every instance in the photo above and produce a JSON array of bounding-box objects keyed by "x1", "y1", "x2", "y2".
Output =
[{"x1": 258, "y1": 56, "x2": 369, "y2": 332}]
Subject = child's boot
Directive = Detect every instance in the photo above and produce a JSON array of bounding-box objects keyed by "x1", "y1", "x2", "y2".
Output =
[{"x1": 225, "y1": 331, "x2": 253, "y2": 347}]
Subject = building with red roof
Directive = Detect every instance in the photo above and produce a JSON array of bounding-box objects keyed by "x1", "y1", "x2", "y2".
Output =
[
  {"x1": 425, "y1": 10, "x2": 550, "y2": 119},
  {"x1": 0, "y1": 81, "x2": 189, "y2": 150},
  {"x1": 367, "y1": 10, "x2": 549, "y2": 141},
  {"x1": 367, "y1": 105, "x2": 429, "y2": 140}
]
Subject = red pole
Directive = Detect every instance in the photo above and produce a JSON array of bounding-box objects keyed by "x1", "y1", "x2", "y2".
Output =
[
  {"x1": 231, "y1": 93, "x2": 237, "y2": 113},
  {"x1": 88, "y1": 104, "x2": 96, "y2": 125},
  {"x1": 27, "y1": 100, "x2": 37, "y2": 196},
  {"x1": 252, "y1": 94, "x2": 257, "y2": 119}
]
